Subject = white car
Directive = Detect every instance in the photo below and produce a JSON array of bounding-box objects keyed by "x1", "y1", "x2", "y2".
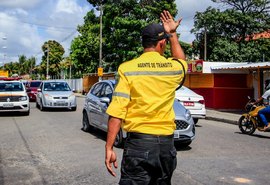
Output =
[
  {"x1": 82, "y1": 80, "x2": 195, "y2": 147},
  {"x1": 175, "y1": 86, "x2": 206, "y2": 124},
  {"x1": 0, "y1": 80, "x2": 30, "y2": 115},
  {"x1": 36, "y1": 80, "x2": 77, "y2": 111}
]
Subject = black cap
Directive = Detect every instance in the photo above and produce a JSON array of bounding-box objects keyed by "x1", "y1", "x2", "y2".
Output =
[{"x1": 142, "y1": 23, "x2": 170, "y2": 42}]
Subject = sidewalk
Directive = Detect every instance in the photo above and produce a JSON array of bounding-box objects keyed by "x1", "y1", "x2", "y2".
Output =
[
  {"x1": 206, "y1": 109, "x2": 243, "y2": 125},
  {"x1": 75, "y1": 93, "x2": 243, "y2": 125}
]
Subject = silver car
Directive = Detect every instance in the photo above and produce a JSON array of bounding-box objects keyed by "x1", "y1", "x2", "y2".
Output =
[
  {"x1": 36, "y1": 80, "x2": 77, "y2": 111},
  {"x1": 82, "y1": 80, "x2": 195, "y2": 147}
]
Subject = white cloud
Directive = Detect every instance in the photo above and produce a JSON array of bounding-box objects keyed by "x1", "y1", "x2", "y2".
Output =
[
  {"x1": 56, "y1": 0, "x2": 84, "y2": 14},
  {"x1": 0, "y1": 0, "x2": 91, "y2": 64},
  {"x1": 176, "y1": 0, "x2": 219, "y2": 43},
  {"x1": 7, "y1": 8, "x2": 28, "y2": 16},
  {"x1": 0, "y1": 0, "x2": 42, "y2": 9},
  {"x1": 0, "y1": 12, "x2": 42, "y2": 61}
]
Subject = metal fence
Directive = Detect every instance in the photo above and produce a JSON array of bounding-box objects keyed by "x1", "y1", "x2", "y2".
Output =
[{"x1": 63, "y1": 78, "x2": 83, "y2": 93}]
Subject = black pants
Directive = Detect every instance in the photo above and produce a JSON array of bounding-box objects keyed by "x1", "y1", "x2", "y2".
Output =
[{"x1": 119, "y1": 132, "x2": 177, "y2": 185}]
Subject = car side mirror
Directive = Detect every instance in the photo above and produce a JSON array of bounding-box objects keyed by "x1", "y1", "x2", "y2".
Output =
[
  {"x1": 72, "y1": 89, "x2": 76, "y2": 93},
  {"x1": 100, "y1": 97, "x2": 110, "y2": 104},
  {"x1": 37, "y1": 88, "x2": 42, "y2": 92}
]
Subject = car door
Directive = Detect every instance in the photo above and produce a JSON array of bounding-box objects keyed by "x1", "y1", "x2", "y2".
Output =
[
  {"x1": 86, "y1": 82, "x2": 104, "y2": 128},
  {"x1": 98, "y1": 82, "x2": 113, "y2": 130}
]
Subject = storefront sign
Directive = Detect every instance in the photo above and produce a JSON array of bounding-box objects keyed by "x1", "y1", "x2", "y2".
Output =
[
  {"x1": 98, "y1": 67, "x2": 103, "y2": 77},
  {"x1": 188, "y1": 60, "x2": 203, "y2": 73},
  {"x1": 0, "y1": 70, "x2": 8, "y2": 77}
]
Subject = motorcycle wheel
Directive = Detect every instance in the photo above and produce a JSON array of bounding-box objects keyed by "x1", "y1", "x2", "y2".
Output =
[{"x1": 238, "y1": 115, "x2": 256, "y2": 135}]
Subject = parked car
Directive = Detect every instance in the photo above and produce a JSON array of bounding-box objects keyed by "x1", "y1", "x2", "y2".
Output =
[
  {"x1": 0, "y1": 80, "x2": 30, "y2": 115},
  {"x1": 26, "y1": 80, "x2": 42, "y2": 101},
  {"x1": 36, "y1": 80, "x2": 77, "y2": 111},
  {"x1": 175, "y1": 86, "x2": 206, "y2": 124},
  {"x1": 82, "y1": 80, "x2": 195, "y2": 147},
  {"x1": 21, "y1": 80, "x2": 29, "y2": 87}
]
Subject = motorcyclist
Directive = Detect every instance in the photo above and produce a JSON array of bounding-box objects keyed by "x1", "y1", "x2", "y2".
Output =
[{"x1": 254, "y1": 79, "x2": 270, "y2": 131}]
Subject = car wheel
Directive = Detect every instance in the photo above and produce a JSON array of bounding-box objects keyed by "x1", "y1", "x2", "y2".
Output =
[
  {"x1": 40, "y1": 100, "x2": 45, "y2": 111},
  {"x1": 24, "y1": 110, "x2": 30, "y2": 116},
  {"x1": 193, "y1": 118, "x2": 198, "y2": 124},
  {"x1": 36, "y1": 101, "x2": 40, "y2": 109},
  {"x1": 71, "y1": 106, "x2": 77, "y2": 111},
  {"x1": 175, "y1": 141, "x2": 192, "y2": 148},
  {"x1": 82, "y1": 111, "x2": 91, "y2": 132},
  {"x1": 114, "y1": 130, "x2": 123, "y2": 148}
]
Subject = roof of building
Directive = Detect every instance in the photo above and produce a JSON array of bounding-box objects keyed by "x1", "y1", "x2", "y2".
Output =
[
  {"x1": 246, "y1": 30, "x2": 270, "y2": 41},
  {"x1": 211, "y1": 62, "x2": 270, "y2": 70}
]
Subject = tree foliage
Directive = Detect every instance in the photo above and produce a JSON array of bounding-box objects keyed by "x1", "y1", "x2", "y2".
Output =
[
  {"x1": 39, "y1": 40, "x2": 65, "y2": 79},
  {"x1": 70, "y1": 10, "x2": 100, "y2": 77},
  {"x1": 70, "y1": 0, "x2": 178, "y2": 75},
  {"x1": 1, "y1": 55, "x2": 36, "y2": 77},
  {"x1": 192, "y1": 0, "x2": 270, "y2": 62}
]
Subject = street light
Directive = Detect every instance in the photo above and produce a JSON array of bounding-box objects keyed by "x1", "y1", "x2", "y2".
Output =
[{"x1": 2, "y1": 36, "x2": 7, "y2": 70}]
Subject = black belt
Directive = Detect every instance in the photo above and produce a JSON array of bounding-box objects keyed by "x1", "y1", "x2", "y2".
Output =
[{"x1": 127, "y1": 132, "x2": 174, "y2": 139}]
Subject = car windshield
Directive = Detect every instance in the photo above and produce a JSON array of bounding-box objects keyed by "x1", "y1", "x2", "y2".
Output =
[
  {"x1": 43, "y1": 82, "x2": 71, "y2": 91},
  {"x1": 0, "y1": 82, "x2": 24, "y2": 92},
  {"x1": 30, "y1": 81, "x2": 41, "y2": 87}
]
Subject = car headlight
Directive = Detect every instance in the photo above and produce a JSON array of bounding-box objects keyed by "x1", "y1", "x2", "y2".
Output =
[
  {"x1": 19, "y1": 96, "x2": 28, "y2": 101},
  {"x1": 185, "y1": 109, "x2": 192, "y2": 120},
  {"x1": 44, "y1": 94, "x2": 53, "y2": 100},
  {"x1": 69, "y1": 94, "x2": 75, "y2": 99}
]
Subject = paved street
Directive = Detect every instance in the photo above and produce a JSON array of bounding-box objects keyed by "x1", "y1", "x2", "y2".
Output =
[{"x1": 0, "y1": 97, "x2": 270, "y2": 185}]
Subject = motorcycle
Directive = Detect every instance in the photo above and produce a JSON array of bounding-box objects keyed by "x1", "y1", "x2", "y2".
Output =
[{"x1": 238, "y1": 96, "x2": 269, "y2": 135}]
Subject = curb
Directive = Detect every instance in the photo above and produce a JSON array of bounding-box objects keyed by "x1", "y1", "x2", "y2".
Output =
[
  {"x1": 206, "y1": 116, "x2": 238, "y2": 125},
  {"x1": 75, "y1": 94, "x2": 86, "y2": 98}
]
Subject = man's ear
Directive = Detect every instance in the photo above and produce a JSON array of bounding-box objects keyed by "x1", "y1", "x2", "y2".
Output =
[{"x1": 159, "y1": 39, "x2": 166, "y2": 48}]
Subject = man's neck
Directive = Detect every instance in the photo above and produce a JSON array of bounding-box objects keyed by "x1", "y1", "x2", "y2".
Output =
[{"x1": 144, "y1": 48, "x2": 162, "y2": 55}]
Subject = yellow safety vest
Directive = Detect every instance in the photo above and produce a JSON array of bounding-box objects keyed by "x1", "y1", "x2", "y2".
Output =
[{"x1": 106, "y1": 51, "x2": 187, "y2": 135}]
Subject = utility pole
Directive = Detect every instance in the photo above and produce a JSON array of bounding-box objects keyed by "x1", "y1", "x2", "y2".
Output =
[
  {"x1": 69, "y1": 59, "x2": 72, "y2": 79},
  {"x1": 204, "y1": 27, "x2": 207, "y2": 61},
  {"x1": 46, "y1": 44, "x2": 49, "y2": 80},
  {"x1": 98, "y1": 3, "x2": 103, "y2": 82}
]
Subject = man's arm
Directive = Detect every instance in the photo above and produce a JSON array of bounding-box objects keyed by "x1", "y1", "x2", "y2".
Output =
[
  {"x1": 169, "y1": 32, "x2": 185, "y2": 60},
  {"x1": 105, "y1": 116, "x2": 122, "y2": 177},
  {"x1": 160, "y1": 10, "x2": 185, "y2": 60},
  {"x1": 254, "y1": 96, "x2": 263, "y2": 105}
]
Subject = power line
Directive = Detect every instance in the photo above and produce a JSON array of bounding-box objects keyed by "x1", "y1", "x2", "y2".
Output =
[
  {"x1": 60, "y1": 30, "x2": 78, "y2": 43},
  {"x1": 3, "y1": 16, "x2": 75, "y2": 31},
  {"x1": 32, "y1": 30, "x2": 77, "y2": 60}
]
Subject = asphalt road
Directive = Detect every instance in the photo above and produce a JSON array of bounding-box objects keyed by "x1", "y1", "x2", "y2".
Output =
[{"x1": 0, "y1": 97, "x2": 270, "y2": 185}]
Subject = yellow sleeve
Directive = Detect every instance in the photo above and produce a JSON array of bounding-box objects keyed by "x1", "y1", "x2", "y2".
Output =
[{"x1": 106, "y1": 66, "x2": 130, "y2": 119}]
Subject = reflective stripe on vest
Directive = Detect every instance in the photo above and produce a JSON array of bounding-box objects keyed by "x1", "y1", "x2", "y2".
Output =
[
  {"x1": 113, "y1": 92, "x2": 130, "y2": 99},
  {"x1": 124, "y1": 70, "x2": 182, "y2": 76}
]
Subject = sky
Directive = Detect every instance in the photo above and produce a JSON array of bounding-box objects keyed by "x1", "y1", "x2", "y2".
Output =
[{"x1": 0, "y1": 0, "x2": 220, "y2": 66}]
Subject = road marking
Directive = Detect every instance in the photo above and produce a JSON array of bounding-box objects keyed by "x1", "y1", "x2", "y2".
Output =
[{"x1": 233, "y1": 177, "x2": 252, "y2": 183}]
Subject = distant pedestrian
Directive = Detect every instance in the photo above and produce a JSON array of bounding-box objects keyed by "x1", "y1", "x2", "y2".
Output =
[{"x1": 105, "y1": 10, "x2": 187, "y2": 184}]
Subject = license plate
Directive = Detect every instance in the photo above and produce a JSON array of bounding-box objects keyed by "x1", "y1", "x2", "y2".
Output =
[
  {"x1": 174, "y1": 132, "x2": 179, "y2": 139},
  {"x1": 3, "y1": 103, "x2": 14, "y2": 108},
  {"x1": 184, "y1": 102, "x2": 194, "y2": 106}
]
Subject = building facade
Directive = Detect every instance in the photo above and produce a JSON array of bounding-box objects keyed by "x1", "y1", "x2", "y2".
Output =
[{"x1": 185, "y1": 61, "x2": 270, "y2": 110}]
